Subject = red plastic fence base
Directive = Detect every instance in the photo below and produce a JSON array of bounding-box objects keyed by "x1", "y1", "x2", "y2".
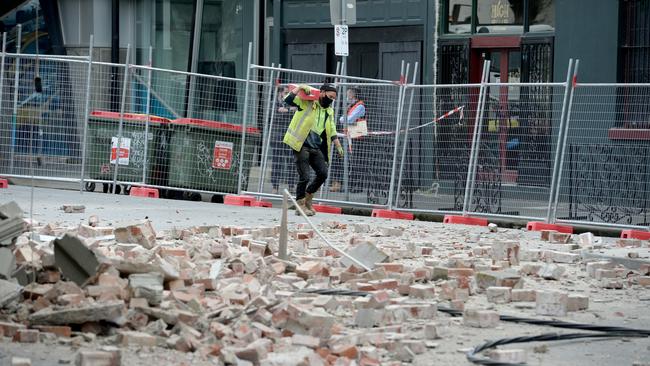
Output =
[
  {"x1": 443, "y1": 215, "x2": 488, "y2": 227},
  {"x1": 620, "y1": 230, "x2": 650, "y2": 240},
  {"x1": 0, "y1": 179, "x2": 8, "y2": 188},
  {"x1": 224, "y1": 195, "x2": 256, "y2": 206},
  {"x1": 312, "y1": 204, "x2": 342, "y2": 214},
  {"x1": 224, "y1": 195, "x2": 272, "y2": 208},
  {"x1": 129, "y1": 187, "x2": 159, "y2": 198},
  {"x1": 526, "y1": 221, "x2": 574, "y2": 234},
  {"x1": 371, "y1": 209, "x2": 414, "y2": 220},
  {"x1": 251, "y1": 199, "x2": 273, "y2": 208}
]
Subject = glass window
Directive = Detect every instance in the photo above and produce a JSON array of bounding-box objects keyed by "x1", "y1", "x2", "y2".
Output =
[
  {"x1": 477, "y1": 0, "x2": 524, "y2": 34},
  {"x1": 0, "y1": 0, "x2": 52, "y2": 54},
  {"x1": 447, "y1": 0, "x2": 472, "y2": 34},
  {"x1": 153, "y1": 0, "x2": 194, "y2": 71},
  {"x1": 198, "y1": 1, "x2": 244, "y2": 79},
  {"x1": 193, "y1": 1, "x2": 244, "y2": 121},
  {"x1": 529, "y1": 0, "x2": 555, "y2": 32}
]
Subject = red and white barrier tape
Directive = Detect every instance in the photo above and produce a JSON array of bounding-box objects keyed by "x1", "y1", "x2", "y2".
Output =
[{"x1": 337, "y1": 105, "x2": 465, "y2": 139}]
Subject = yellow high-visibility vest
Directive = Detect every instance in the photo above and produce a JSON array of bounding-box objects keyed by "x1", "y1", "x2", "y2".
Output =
[{"x1": 283, "y1": 95, "x2": 337, "y2": 158}]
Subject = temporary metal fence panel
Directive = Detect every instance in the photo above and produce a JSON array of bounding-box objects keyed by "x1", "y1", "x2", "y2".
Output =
[
  {"x1": 0, "y1": 53, "x2": 89, "y2": 182},
  {"x1": 242, "y1": 63, "x2": 405, "y2": 209},
  {"x1": 1, "y1": 43, "x2": 648, "y2": 234},
  {"x1": 466, "y1": 81, "x2": 569, "y2": 220},
  {"x1": 84, "y1": 59, "x2": 263, "y2": 198},
  {"x1": 393, "y1": 83, "x2": 481, "y2": 213},
  {"x1": 554, "y1": 83, "x2": 650, "y2": 230}
]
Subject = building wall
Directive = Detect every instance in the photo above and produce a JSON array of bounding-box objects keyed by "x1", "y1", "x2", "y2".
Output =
[{"x1": 553, "y1": 0, "x2": 618, "y2": 83}]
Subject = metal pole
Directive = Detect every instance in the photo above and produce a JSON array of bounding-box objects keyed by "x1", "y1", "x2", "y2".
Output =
[
  {"x1": 462, "y1": 60, "x2": 490, "y2": 215},
  {"x1": 111, "y1": 44, "x2": 131, "y2": 194},
  {"x1": 260, "y1": 65, "x2": 280, "y2": 194},
  {"x1": 394, "y1": 62, "x2": 419, "y2": 208},
  {"x1": 551, "y1": 60, "x2": 580, "y2": 223},
  {"x1": 0, "y1": 33, "x2": 7, "y2": 171},
  {"x1": 284, "y1": 188, "x2": 371, "y2": 271},
  {"x1": 322, "y1": 60, "x2": 343, "y2": 199},
  {"x1": 186, "y1": 0, "x2": 204, "y2": 119},
  {"x1": 257, "y1": 65, "x2": 276, "y2": 194},
  {"x1": 237, "y1": 42, "x2": 253, "y2": 193},
  {"x1": 9, "y1": 25, "x2": 21, "y2": 174},
  {"x1": 141, "y1": 46, "x2": 153, "y2": 185},
  {"x1": 386, "y1": 61, "x2": 409, "y2": 210},
  {"x1": 279, "y1": 189, "x2": 288, "y2": 260},
  {"x1": 467, "y1": 61, "x2": 492, "y2": 214},
  {"x1": 545, "y1": 59, "x2": 574, "y2": 222},
  {"x1": 79, "y1": 35, "x2": 94, "y2": 193}
]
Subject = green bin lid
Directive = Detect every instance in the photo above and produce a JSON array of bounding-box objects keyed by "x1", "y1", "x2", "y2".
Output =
[
  {"x1": 90, "y1": 110, "x2": 171, "y2": 124},
  {"x1": 172, "y1": 118, "x2": 260, "y2": 135}
]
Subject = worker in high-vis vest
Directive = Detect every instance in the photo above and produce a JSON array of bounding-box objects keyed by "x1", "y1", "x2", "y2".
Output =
[
  {"x1": 283, "y1": 83, "x2": 344, "y2": 216},
  {"x1": 330, "y1": 87, "x2": 366, "y2": 192}
]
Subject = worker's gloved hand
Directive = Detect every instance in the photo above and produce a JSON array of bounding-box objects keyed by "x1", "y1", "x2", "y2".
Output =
[
  {"x1": 336, "y1": 144, "x2": 344, "y2": 157},
  {"x1": 297, "y1": 84, "x2": 312, "y2": 94}
]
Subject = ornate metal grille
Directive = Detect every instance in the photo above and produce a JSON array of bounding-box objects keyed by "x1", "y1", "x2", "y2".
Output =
[{"x1": 567, "y1": 143, "x2": 650, "y2": 226}]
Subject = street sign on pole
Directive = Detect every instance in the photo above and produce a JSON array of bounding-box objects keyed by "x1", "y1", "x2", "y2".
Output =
[
  {"x1": 330, "y1": 0, "x2": 356, "y2": 25},
  {"x1": 334, "y1": 25, "x2": 349, "y2": 56}
]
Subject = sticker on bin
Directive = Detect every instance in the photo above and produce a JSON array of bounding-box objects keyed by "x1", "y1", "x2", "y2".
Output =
[
  {"x1": 212, "y1": 141, "x2": 234, "y2": 170},
  {"x1": 111, "y1": 137, "x2": 131, "y2": 165}
]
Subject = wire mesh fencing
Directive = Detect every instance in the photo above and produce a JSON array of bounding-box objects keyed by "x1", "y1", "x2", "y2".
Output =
[
  {"x1": 466, "y1": 82, "x2": 569, "y2": 221},
  {"x1": 0, "y1": 53, "x2": 89, "y2": 181},
  {"x1": 554, "y1": 83, "x2": 650, "y2": 229},
  {"x1": 82, "y1": 58, "x2": 261, "y2": 198},
  {"x1": 0, "y1": 43, "x2": 648, "y2": 232},
  {"x1": 393, "y1": 84, "x2": 480, "y2": 213},
  {"x1": 241, "y1": 63, "x2": 407, "y2": 209}
]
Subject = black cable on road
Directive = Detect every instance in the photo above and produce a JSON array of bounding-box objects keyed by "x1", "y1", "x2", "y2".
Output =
[
  {"x1": 465, "y1": 332, "x2": 647, "y2": 366},
  {"x1": 296, "y1": 288, "x2": 650, "y2": 365}
]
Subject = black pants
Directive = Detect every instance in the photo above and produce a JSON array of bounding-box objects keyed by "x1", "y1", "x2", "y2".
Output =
[{"x1": 294, "y1": 146, "x2": 328, "y2": 200}]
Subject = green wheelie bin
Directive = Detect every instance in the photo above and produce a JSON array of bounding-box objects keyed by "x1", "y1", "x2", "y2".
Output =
[
  {"x1": 167, "y1": 118, "x2": 260, "y2": 194},
  {"x1": 85, "y1": 111, "x2": 171, "y2": 192}
]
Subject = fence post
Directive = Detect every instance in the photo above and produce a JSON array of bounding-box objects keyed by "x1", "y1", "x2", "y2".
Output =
[
  {"x1": 279, "y1": 189, "x2": 288, "y2": 260},
  {"x1": 394, "y1": 62, "x2": 419, "y2": 209},
  {"x1": 111, "y1": 44, "x2": 131, "y2": 194},
  {"x1": 259, "y1": 65, "x2": 281, "y2": 195},
  {"x1": 141, "y1": 46, "x2": 153, "y2": 185},
  {"x1": 237, "y1": 42, "x2": 253, "y2": 194},
  {"x1": 79, "y1": 35, "x2": 94, "y2": 193},
  {"x1": 9, "y1": 24, "x2": 21, "y2": 175},
  {"x1": 257, "y1": 65, "x2": 276, "y2": 195},
  {"x1": 341, "y1": 62, "x2": 351, "y2": 201},
  {"x1": 462, "y1": 60, "x2": 490, "y2": 215},
  {"x1": 0, "y1": 33, "x2": 7, "y2": 172},
  {"x1": 387, "y1": 62, "x2": 409, "y2": 210},
  {"x1": 322, "y1": 61, "x2": 343, "y2": 199},
  {"x1": 551, "y1": 60, "x2": 580, "y2": 223},
  {"x1": 545, "y1": 58, "x2": 574, "y2": 222}
]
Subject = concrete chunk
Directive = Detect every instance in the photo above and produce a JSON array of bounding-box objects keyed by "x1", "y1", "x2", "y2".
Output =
[
  {"x1": 75, "y1": 350, "x2": 120, "y2": 366},
  {"x1": 28, "y1": 300, "x2": 125, "y2": 325},
  {"x1": 340, "y1": 242, "x2": 388, "y2": 270},
  {"x1": 486, "y1": 287, "x2": 511, "y2": 304},
  {"x1": 53, "y1": 234, "x2": 100, "y2": 286},
  {"x1": 536, "y1": 290, "x2": 568, "y2": 316},
  {"x1": 567, "y1": 294, "x2": 589, "y2": 311},
  {"x1": 539, "y1": 263, "x2": 565, "y2": 280},
  {"x1": 114, "y1": 220, "x2": 157, "y2": 249},
  {"x1": 0, "y1": 279, "x2": 23, "y2": 307},
  {"x1": 129, "y1": 273, "x2": 163, "y2": 306},
  {"x1": 0, "y1": 247, "x2": 16, "y2": 279},
  {"x1": 61, "y1": 204, "x2": 85, "y2": 213},
  {"x1": 463, "y1": 309, "x2": 499, "y2": 328}
]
